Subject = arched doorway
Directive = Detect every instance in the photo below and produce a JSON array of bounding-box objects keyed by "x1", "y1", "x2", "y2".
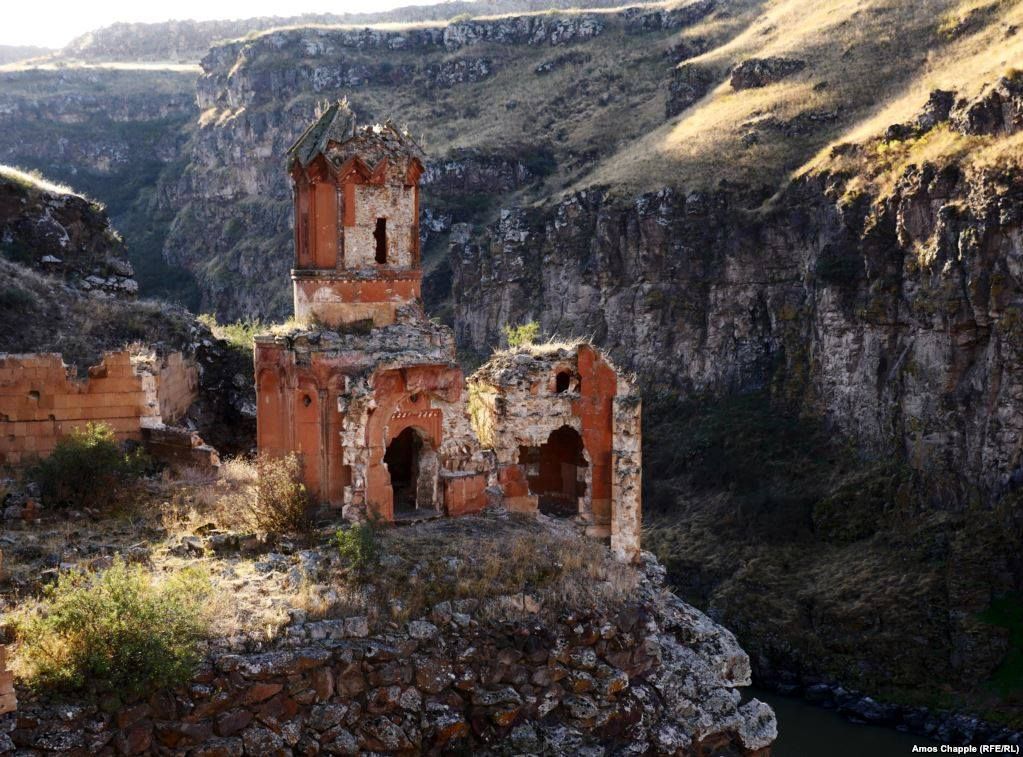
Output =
[
  {"x1": 519, "y1": 425, "x2": 587, "y2": 518},
  {"x1": 384, "y1": 426, "x2": 438, "y2": 515}
]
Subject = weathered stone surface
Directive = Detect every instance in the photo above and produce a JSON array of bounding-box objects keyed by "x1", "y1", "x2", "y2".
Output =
[
  {"x1": 10, "y1": 552, "x2": 775, "y2": 754},
  {"x1": 730, "y1": 57, "x2": 807, "y2": 89}
]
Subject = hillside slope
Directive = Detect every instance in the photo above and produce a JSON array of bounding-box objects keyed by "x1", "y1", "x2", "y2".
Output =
[{"x1": 0, "y1": 65, "x2": 200, "y2": 306}]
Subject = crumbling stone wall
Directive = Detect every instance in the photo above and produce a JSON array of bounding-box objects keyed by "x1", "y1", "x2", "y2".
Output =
[
  {"x1": 258, "y1": 105, "x2": 642, "y2": 559},
  {"x1": 466, "y1": 344, "x2": 642, "y2": 560},
  {"x1": 254, "y1": 312, "x2": 487, "y2": 518},
  {"x1": 3, "y1": 557, "x2": 775, "y2": 755},
  {"x1": 0, "y1": 350, "x2": 200, "y2": 466},
  {"x1": 611, "y1": 393, "x2": 642, "y2": 561},
  {"x1": 346, "y1": 183, "x2": 417, "y2": 269},
  {"x1": 289, "y1": 103, "x2": 425, "y2": 329}
]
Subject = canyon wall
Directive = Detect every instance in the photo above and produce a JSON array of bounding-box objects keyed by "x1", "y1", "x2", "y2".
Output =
[
  {"x1": 452, "y1": 161, "x2": 1023, "y2": 499},
  {"x1": 152, "y1": 4, "x2": 713, "y2": 319}
]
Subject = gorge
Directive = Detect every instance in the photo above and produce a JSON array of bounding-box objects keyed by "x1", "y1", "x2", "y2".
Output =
[{"x1": 1, "y1": 0, "x2": 1022, "y2": 749}]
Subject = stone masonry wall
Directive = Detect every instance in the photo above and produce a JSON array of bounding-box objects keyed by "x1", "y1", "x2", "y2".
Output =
[
  {"x1": 0, "y1": 350, "x2": 199, "y2": 466},
  {"x1": 0, "y1": 645, "x2": 14, "y2": 717},
  {"x1": 3, "y1": 556, "x2": 776, "y2": 755}
]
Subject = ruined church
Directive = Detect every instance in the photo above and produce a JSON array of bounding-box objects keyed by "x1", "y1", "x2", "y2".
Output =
[{"x1": 253, "y1": 101, "x2": 642, "y2": 560}]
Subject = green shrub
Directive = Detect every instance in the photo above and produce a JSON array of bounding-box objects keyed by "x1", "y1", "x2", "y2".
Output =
[
  {"x1": 32, "y1": 422, "x2": 149, "y2": 510},
  {"x1": 14, "y1": 560, "x2": 211, "y2": 698},
  {"x1": 504, "y1": 321, "x2": 540, "y2": 348},
  {"x1": 0, "y1": 285, "x2": 35, "y2": 310},
  {"x1": 197, "y1": 313, "x2": 264, "y2": 351},
  {"x1": 336, "y1": 520, "x2": 380, "y2": 578},
  {"x1": 248, "y1": 453, "x2": 312, "y2": 534}
]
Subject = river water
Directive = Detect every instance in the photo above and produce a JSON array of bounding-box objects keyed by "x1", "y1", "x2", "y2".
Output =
[{"x1": 750, "y1": 688, "x2": 941, "y2": 756}]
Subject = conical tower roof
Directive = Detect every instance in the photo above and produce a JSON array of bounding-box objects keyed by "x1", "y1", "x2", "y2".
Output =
[{"x1": 288, "y1": 99, "x2": 358, "y2": 168}]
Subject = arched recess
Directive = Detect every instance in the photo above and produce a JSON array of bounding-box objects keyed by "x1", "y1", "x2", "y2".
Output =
[
  {"x1": 294, "y1": 379, "x2": 322, "y2": 498},
  {"x1": 519, "y1": 425, "x2": 588, "y2": 518},
  {"x1": 256, "y1": 368, "x2": 286, "y2": 457},
  {"x1": 384, "y1": 425, "x2": 439, "y2": 515}
]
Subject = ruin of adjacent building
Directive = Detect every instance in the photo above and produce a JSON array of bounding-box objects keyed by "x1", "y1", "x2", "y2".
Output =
[
  {"x1": 0, "y1": 349, "x2": 217, "y2": 470},
  {"x1": 254, "y1": 100, "x2": 642, "y2": 559}
]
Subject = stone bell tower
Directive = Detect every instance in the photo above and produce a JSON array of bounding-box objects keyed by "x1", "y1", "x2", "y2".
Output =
[{"x1": 288, "y1": 99, "x2": 425, "y2": 327}]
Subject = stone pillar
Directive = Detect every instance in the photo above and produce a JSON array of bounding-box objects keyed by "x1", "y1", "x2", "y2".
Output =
[{"x1": 611, "y1": 394, "x2": 642, "y2": 562}]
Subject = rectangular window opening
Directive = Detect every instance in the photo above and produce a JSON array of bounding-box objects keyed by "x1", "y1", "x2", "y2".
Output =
[{"x1": 374, "y1": 218, "x2": 387, "y2": 264}]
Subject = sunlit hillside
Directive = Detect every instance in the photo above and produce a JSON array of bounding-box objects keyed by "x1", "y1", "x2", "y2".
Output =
[{"x1": 579, "y1": 0, "x2": 1023, "y2": 195}]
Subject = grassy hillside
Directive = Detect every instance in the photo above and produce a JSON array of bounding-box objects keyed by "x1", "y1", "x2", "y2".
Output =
[{"x1": 580, "y1": 0, "x2": 1023, "y2": 194}]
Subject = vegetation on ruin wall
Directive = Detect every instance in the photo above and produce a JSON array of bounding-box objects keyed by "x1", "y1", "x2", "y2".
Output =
[
  {"x1": 197, "y1": 313, "x2": 265, "y2": 351},
  {"x1": 31, "y1": 423, "x2": 151, "y2": 511},
  {"x1": 12, "y1": 560, "x2": 212, "y2": 700},
  {"x1": 642, "y1": 391, "x2": 1023, "y2": 726}
]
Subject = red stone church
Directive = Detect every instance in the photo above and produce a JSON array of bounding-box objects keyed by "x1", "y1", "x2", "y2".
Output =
[{"x1": 254, "y1": 101, "x2": 642, "y2": 560}]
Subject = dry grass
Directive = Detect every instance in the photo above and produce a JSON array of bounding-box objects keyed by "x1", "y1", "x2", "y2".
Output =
[
  {"x1": 0, "y1": 165, "x2": 75, "y2": 196},
  {"x1": 3, "y1": 462, "x2": 636, "y2": 655},
  {"x1": 159, "y1": 457, "x2": 257, "y2": 537},
  {"x1": 362, "y1": 513, "x2": 640, "y2": 625},
  {"x1": 801, "y1": 0, "x2": 1023, "y2": 184},
  {"x1": 577, "y1": 0, "x2": 1021, "y2": 195}
]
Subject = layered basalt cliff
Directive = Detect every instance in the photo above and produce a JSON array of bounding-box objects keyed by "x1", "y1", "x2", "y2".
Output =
[
  {"x1": 451, "y1": 80, "x2": 1023, "y2": 725},
  {"x1": 452, "y1": 80, "x2": 1023, "y2": 499},
  {"x1": 453, "y1": 164, "x2": 1023, "y2": 496}
]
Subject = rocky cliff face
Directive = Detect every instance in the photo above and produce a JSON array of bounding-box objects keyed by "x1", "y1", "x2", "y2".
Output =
[
  {"x1": 155, "y1": 3, "x2": 715, "y2": 319},
  {"x1": 0, "y1": 168, "x2": 137, "y2": 297},
  {"x1": 452, "y1": 82, "x2": 1023, "y2": 499},
  {"x1": 451, "y1": 79, "x2": 1023, "y2": 724},
  {"x1": 54, "y1": 0, "x2": 664, "y2": 64},
  {"x1": 0, "y1": 67, "x2": 200, "y2": 306}
]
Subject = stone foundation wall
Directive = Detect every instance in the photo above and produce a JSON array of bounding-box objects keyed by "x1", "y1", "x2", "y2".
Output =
[
  {"x1": 0, "y1": 350, "x2": 199, "y2": 466},
  {"x1": 3, "y1": 557, "x2": 775, "y2": 755}
]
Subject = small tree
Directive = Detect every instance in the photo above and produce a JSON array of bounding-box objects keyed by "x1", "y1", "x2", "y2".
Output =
[
  {"x1": 504, "y1": 320, "x2": 540, "y2": 348},
  {"x1": 248, "y1": 452, "x2": 312, "y2": 534},
  {"x1": 336, "y1": 520, "x2": 381, "y2": 579},
  {"x1": 14, "y1": 560, "x2": 211, "y2": 698},
  {"x1": 32, "y1": 422, "x2": 148, "y2": 510}
]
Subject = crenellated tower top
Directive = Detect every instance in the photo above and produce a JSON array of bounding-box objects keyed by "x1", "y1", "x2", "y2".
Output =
[{"x1": 287, "y1": 100, "x2": 425, "y2": 327}]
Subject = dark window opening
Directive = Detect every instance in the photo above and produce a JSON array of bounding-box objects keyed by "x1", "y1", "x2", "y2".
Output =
[
  {"x1": 555, "y1": 372, "x2": 572, "y2": 393},
  {"x1": 374, "y1": 218, "x2": 387, "y2": 264},
  {"x1": 384, "y1": 426, "x2": 437, "y2": 515},
  {"x1": 302, "y1": 394, "x2": 312, "y2": 407},
  {"x1": 518, "y1": 425, "x2": 587, "y2": 518}
]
